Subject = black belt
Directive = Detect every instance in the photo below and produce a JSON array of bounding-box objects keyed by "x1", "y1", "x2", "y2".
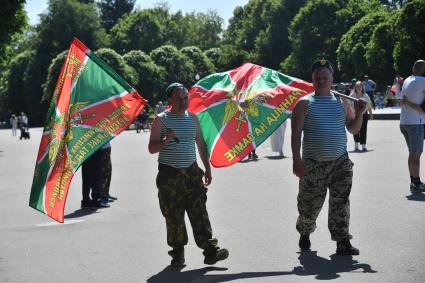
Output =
[{"x1": 158, "y1": 162, "x2": 197, "y2": 175}]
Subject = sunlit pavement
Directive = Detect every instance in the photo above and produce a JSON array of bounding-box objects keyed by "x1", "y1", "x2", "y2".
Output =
[{"x1": 1, "y1": 119, "x2": 424, "y2": 282}]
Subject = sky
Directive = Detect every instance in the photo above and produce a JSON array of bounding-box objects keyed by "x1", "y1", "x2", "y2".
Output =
[{"x1": 25, "y1": 0, "x2": 249, "y2": 27}]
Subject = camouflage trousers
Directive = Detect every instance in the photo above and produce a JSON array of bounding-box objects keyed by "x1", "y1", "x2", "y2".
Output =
[
  {"x1": 156, "y1": 162, "x2": 218, "y2": 252},
  {"x1": 296, "y1": 154, "x2": 353, "y2": 241},
  {"x1": 99, "y1": 147, "x2": 112, "y2": 199}
]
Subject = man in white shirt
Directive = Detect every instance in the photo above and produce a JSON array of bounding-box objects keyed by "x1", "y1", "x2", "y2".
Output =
[{"x1": 400, "y1": 59, "x2": 425, "y2": 193}]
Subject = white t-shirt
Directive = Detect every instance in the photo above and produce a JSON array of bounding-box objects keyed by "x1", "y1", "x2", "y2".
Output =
[
  {"x1": 349, "y1": 91, "x2": 372, "y2": 114},
  {"x1": 400, "y1": 75, "x2": 425, "y2": 125}
]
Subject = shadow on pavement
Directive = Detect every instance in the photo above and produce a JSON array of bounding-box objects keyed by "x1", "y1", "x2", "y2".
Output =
[
  {"x1": 348, "y1": 149, "x2": 375, "y2": 154},
  {"x1": 265, "y1": 155, "x2": 286, "y2": 160},
  {"x1": 239, "y1": 159, "x2": 260, "y2": 163},
  {"x1": 64, "y1": 208, "x2": 99, "y2": 219},
  {"x1": 292, "y1": 250, "x2": 377, "y2": 280},
  {"x1": 147, "y1": 250, "x2": 377, "y2": 282},
  {"x1": 147, "y1": 266, "x2": 292, "y2": 283},
  {"x1": 406, "y1": 193, "x2": 425, "y2": 202}
]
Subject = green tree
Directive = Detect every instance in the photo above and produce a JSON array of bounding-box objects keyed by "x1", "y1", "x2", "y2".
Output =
[
  {"x1": 21, "y1": 0, "x2": 108, "y2": 124},
  {"x1": 0, "y1": 0, "x2": 27, "y2": 67},
  {"x1": 204, "y1": 48, "x2": 225, "y2": 71},
  {"x1": 364, "y1": 19, "x2": 397, "y2": 87},
  {"x1": 42, "y1": 50, "x2": 68, "y2": 102},
  {"x1": 123, "y1": 50, "x2": 166, "y2": 105},
  {"x1": 393, "y1": 0, "x2": 425, "y2": 76},
  {"x1": 180, "y1": 46, "x2": 215, "y2": 78},
  {"x1": 336, "y1": 10, "x2": 389, "y2": 81},
  {"x1": 4, "y1": 50, "x2": 35, "y2": 115},
  {"x1": 150, "y1": 45, "x2": 195, "y2": 89},
  {"x1": 110, "y1": 9, "x2": 166, "y2": 54},
  {"x1": 224, "y1": 0, "x2": 276, "y2": 52},
  {"x1": 182, "y1": 11, "x2": 223, "y2": 50},
  {"x1": 223, "y1": 6, "x2": 245, "y2": 45},
  {"x1": 282, "y1": 0, "x2": 375, "y2": 80},
  {"x1": 95, "y1": 48, "x2": 138, "y2": 86},
  {"x1": 218, "y1": 45, "x2": 251, "y2": 71},
  {"x1": 36, "y1": 0, "x2": 107, "y2": 58},
  {"x1": 98, "y1": 0, "x2": 136, "y2": 31},
  {"x1": 254, "y1": 0, "x2": 307, "y2": 69}
]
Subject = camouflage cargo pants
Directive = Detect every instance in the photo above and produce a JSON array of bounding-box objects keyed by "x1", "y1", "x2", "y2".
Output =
[
  {"x1": 296, "y1": 154, "x2": 353, "y2": 241},
  {"x1": 99, "y1": 147, "x2": 112, "y2": 199},
  {"x1": 156, "y1": 162, "x2": 218, "y2": 251}
]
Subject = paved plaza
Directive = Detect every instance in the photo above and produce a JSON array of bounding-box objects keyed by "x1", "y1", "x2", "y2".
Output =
[{"x1": 1, "y1": 119, "x2": 424, "y2": 282}]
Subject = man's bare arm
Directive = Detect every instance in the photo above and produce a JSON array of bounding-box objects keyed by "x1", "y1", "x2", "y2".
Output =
[
  {"x1": 194, "y1": 115, "x2": 212, "y2": 186},
  {"x1": 291, "y1": 100, "x2": 307, "y2": 177},
  {"x1": 148, "y1": 117, "x2": 175, "y2": 154}
]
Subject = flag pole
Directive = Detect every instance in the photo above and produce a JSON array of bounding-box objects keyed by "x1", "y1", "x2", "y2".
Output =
[{"x1": 331, "y1": 90, "x2": 359, "y2": 102}]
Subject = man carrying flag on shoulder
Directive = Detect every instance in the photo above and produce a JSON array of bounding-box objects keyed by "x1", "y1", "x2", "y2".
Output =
[
  {"x1": 291, "y1": 59, "x2": 366, "y2": 255},
  {"x1": 148, "y1": 83, "x2": 229, "y2": 267}
]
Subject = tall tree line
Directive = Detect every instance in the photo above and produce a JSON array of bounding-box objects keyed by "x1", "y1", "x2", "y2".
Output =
[{"x1": 0, "y1": 0, "x2": 424, "y2": 125}]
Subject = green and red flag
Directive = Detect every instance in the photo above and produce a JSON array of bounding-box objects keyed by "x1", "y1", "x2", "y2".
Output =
[
  {"x1": 29, "y1": 38, "x2": 147, "y2": 222},
  {"x1": 188, "y1": 63, "x2": 314, "y2": 168}
]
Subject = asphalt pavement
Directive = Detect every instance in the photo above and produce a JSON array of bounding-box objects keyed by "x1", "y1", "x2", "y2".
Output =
[{"x1": 0, "y1": 119, "x2": 424, "y2": 282}]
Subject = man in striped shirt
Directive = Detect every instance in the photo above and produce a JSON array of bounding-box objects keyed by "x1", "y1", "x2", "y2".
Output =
[
  {"x1": 149, "y1": 83, "x2": 228, "y2": 267},
  {"x1": 291, "y1": 60, "x2": 366, "y2": 255}
]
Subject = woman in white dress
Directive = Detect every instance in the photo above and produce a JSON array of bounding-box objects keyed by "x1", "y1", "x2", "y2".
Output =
[
  {"x1": 270, "y1": 120, "x2": 287, "y2": 157},
  {"x1": 10, "y1": 114, "x2": 18, "y2": 136}
]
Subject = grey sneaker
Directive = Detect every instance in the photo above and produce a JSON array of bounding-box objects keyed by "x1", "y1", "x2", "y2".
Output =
[{"x1": 410, "y1": 182, "x2": 425, "y2": 193}]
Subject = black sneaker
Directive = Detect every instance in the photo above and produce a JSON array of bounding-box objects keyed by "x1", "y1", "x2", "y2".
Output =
[
  {"x1": 169, "y1": 248, "x2": 185, "y2": 267},
  {"x1": 92, "y1": 199, "x2": 110, "y2": 208},
  {"x1": 336, "y1": 239, "x2": 359, "y2": 255},
  {"x1": 410, "y1": 182, "x2": 425, "y2": 193},
  {"x1": 299, "y1": 234, "x2": 311, "y2": 250},
  {"x1": 108, "y1": 194, "x2": 118, "y2": 201},
  {"x1": 81, "y1": 200, "x2": 93, "y2": 209},
  {"x1": 203, "y1": 248, "x2": 229, "y2": 265}
]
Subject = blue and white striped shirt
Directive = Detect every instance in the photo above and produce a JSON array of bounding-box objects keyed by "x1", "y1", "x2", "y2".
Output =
[
  {"x1": 302, "y1": 93, "x2": 347, "y2": 161},
  {"x1": 158, "y1": 110, "x2": 197, "y2": 168}
]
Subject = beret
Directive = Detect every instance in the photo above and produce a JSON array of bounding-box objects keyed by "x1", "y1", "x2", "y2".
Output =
[
  {"x1": 311, "y1": 59, "x2": 334, "y2": 74},
  {"x1": 165, "y1": 82, "x2": 185, "y2": 97}
]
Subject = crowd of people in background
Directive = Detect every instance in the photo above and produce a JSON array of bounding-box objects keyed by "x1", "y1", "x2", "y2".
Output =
[{"x1": 335, "y1": 74, "x2": 404, "y2": 110}]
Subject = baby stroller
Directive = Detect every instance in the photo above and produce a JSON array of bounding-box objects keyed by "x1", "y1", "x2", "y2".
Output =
[{"x1": 20, "y1": 126, "x2": 30, "y2": 140}]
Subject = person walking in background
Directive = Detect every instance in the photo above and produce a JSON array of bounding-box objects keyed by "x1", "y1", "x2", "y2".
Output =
[
  {"x1": 148, "y1": 82, "x2": 228, "y2": 267},
  {"x1": 270, "y1": 120, "x2": 287, "y2": 157},
  {"x1": 155, "y1": 101, "x2": 165, "y2": 114},
  {"x1": 385, "y1": 88, "x2": 396, "y2": 108},
  {"x1": 399, "y1": 59, "x2": 425, "y2": 193},
  {"x1": 395, "y1": 74, "x2": 404, "y2": 100},
  {"x1": 376, "y1": 93, "x2": 385, "y2": 109},
  {"x1": 291, "y1": 59, "x2": 366, "y2": 255},
  {"x1": 363, "y1": 75, "x2": 377, "y2": 109},
  {"x1": 350, "y1": 81, "x2": 373, "y2": 152},
  {"x1": 20, "y1": 112, "x2": 28, "y2": 127},
  {"x1": 19, "y1": 112, "x2": 30, "y2": 140},
  {"x1": 9, "y1": 114, "x2": 17, "y2": 136}
]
